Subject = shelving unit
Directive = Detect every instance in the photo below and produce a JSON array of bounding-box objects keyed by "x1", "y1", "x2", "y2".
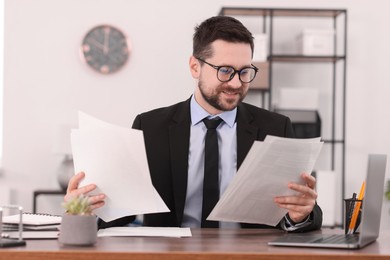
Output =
[{"x1": 219, "y1": 7, "x2": 347, "y2": 225}]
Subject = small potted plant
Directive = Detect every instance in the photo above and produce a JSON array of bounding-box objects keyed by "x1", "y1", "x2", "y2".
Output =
[
  {"x1": 385, "y1": 180, "x2": 390, "y2": 201},
  {"x1": 58, "y1": 194, "x2": 97, "y2": 246}
]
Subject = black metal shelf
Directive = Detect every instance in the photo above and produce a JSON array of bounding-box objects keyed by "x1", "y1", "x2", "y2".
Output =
[
  {"x1": 323, "y1": 139, "x2": 345, "y2": 144},
  {"x1": 219, "y1": 7, "x2": 346, "y2": 18},
  {"x1": 220, "y1": 7, "x2": 347, "y2": 226},
  {"x1": 270, "y1": 55, "x2": 346, "y2": 63}
]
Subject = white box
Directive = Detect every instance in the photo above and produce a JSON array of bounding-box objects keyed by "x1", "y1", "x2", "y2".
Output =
[
  {"x1": 252, "y1": 33, "x2": 268, "y2": 62},
  {"x1": 298, "y1": 29, "x2": 335, "y2": 56},
  {"x1": 277, "y1": 88, "x2": 319, "y2": 110}
]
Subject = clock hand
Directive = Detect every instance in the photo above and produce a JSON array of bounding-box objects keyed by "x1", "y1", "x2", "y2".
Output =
[
  {"x1": 103, "y1": 27, "x2": 109, "y2": 55},
  {"x1": 88, "y1": 38, "x2": 105, "y2": 52}
]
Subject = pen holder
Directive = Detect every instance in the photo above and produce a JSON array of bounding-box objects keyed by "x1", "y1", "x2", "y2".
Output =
[{"x1": 344, "y1": 198, "x2": 363, "y2": 234}]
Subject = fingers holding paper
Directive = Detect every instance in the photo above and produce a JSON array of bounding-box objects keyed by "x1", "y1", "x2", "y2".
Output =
[
  {"x1": 64, "y1": 171, "x2": 106, "y2": 211},
  {"x1": 274, "y1": 172, "x2": 317, "y2": 223}
]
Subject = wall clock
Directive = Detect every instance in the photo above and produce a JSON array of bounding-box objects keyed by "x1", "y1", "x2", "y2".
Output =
[{"x1": 81, "y1": 25, "x2": 130, "y2": 74}]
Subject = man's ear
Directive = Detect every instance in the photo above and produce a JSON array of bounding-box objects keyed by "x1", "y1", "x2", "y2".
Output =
[{"x1": 189, "y1": 56, "x2": 201, "y2": 79}]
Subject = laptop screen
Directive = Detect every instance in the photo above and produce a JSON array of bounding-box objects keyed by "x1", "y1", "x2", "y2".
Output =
[{"x1": 359, "y1": 154, "x2": 387, "y2": 247}]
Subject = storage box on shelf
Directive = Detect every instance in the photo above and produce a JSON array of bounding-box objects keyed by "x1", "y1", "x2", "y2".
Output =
[
  {"x1": 298, "y1": 29, "x2": 335, "y2": 56},
  {"x1": 250, "y1": 62, "x2": 269, "y2": 90}
]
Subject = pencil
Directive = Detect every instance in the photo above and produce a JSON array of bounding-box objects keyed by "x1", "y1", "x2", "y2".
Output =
[{"x1": 347, "y1": 181, "x2": 365, "y2": 234}]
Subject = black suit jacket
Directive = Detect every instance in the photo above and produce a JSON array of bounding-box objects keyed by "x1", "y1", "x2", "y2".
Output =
[{"x1": 98, "y1": 97, "x2": 322, "y2": 232}]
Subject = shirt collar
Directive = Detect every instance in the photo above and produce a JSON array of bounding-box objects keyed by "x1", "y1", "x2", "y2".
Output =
[{"x1": 190, "y1": 95, "x2": 237, "y2": 128}]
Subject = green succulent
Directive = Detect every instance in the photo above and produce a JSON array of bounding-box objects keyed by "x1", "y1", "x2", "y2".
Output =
[
  {"x1": 62, "y1": 194, "x2": 92, "y2": 215},
  {"x1": 386, "y1": 190, "x2": 390, "y2": 201},
  {"x1": 386, "y1": 180, "x2": 390, "y2": 201}
]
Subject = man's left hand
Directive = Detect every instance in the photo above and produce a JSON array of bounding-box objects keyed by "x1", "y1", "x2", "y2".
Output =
[{"x1": 274, "y1": 173, "x2": 317, "y2": 223}]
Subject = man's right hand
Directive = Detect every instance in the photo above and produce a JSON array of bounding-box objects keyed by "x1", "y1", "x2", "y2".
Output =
[{"x1": 64, "y1": 171, "x2": 106, "y2": 211}]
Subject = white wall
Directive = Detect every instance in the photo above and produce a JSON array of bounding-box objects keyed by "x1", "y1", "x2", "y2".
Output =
[
  {"x1": 2, "y1": 0, "x2": 390, "y2": 228},
  {"x1": 0, "y1": 0, "x2": 3, "y2": 158}
]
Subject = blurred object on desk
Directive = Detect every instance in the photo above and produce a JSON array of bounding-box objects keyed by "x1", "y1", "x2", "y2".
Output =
[{"x1": 52, "y1": 124, "x2": 76, "y2": 190}]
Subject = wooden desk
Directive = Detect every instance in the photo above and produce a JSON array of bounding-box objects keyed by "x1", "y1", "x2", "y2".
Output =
[{"x1": 1, "y1": 228, "x2": 390, "y2": 259}]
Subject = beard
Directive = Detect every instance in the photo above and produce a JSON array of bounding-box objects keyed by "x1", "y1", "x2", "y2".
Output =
[{"x1": 198, "y1": 79, "x2": 247, "y2": 112}]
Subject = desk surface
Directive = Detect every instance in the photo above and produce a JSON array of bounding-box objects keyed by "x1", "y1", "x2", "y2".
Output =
[{"x1": 1, "y1": 228, "x2": 390, "y2": 260}]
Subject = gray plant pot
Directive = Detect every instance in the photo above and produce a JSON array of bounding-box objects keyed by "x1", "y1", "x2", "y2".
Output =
[{"x1": 58, "y1": 214, "x2": 97, "y2": 246}]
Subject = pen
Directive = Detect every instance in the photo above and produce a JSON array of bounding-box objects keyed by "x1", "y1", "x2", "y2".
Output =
[
  {"x1": 348, "y1": 182, "x2": 365, "y2": 234},
  {"x1": 351, "y1": 192, "x2": 357, "y2": 202},
  {"x1": 347, "y1": 192, "x2": 357, "y2": 229},
  {"x1": 345, "y1": 192, "x2": 357, "y2": 234}
]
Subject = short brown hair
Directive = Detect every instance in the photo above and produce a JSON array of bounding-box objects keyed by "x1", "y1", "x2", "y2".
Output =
[{"x1": 193, "y1": 16, "x2": 254, "y2": 59}]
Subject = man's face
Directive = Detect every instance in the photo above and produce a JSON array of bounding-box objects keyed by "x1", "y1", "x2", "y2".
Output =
[{"x1": 191, "y1": 40, "x2": 253, "y2": 115}]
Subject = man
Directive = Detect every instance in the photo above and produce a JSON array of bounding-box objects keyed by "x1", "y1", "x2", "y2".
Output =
[{"x1": 65, "y1": 16, "x2": 322, "y2": 232}]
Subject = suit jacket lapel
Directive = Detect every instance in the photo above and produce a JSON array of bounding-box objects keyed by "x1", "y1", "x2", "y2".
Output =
[
  {"x1": 168, "y1": 98, "x2": 191, "y2": 226},
  {"x1": 236, "y1": 104, "x2": 259, "y2": 169}
]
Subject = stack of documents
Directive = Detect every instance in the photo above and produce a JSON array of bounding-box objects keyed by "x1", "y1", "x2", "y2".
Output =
[
  {"x1": 71, "y1": 112, "x2": 170, "y2": 223},
  {"x1": 208, "y1": 136, "x2": 323, "y2": 226},
  {"x1": 2, "y1": 213, "x2": 61, "y2": 239},
  {"x1": 2, "y1": 213, "x2": 61, "y2": 231}
]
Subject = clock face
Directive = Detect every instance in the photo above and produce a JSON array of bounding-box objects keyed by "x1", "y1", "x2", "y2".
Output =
[{"x1": 81, "y1": 25, "x2": 130, "y2": 74}]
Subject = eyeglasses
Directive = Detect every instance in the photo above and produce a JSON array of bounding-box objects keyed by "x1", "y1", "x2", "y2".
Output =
[{"x1": 196, "y1": 57, "x2": 258, "y2": 83}]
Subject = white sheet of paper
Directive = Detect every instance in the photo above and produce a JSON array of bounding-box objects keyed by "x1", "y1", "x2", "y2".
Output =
[
  {"x1": 71, "y1": 112, "x2": 169, "y2": 222},
  {"x1": 207, "y1": 136, "x2": 323, "y2": 226},
  {"x1": 97, "y1": 226, "x2": 192, "y2": 238}
]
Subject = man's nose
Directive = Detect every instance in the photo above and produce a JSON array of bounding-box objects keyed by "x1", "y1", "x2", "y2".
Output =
[{"x1": 228, "y1": 73, "x2": 242, "y2": 88}]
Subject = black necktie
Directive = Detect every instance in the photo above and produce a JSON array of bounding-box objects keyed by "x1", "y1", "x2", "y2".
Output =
[{"x1": 201, "y1": 117, "x2": 223, "y2": 228}]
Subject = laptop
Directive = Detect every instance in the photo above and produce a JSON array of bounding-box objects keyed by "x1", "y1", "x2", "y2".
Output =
[{"x1": 268, "y1": 153, "x2": 387, "y2": 249}]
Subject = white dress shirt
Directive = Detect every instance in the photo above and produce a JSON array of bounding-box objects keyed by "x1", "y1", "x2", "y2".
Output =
[{"x1": 182, "y1": 95, "x2": 239, "y2": 228}]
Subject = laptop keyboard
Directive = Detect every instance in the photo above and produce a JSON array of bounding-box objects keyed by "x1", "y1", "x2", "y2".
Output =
[{"x1": 312, "y1": 234, "x2": 359, "y2": 244}]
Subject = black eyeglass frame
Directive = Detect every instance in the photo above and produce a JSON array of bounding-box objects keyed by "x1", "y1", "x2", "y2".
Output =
[{"x1": 196, "y1": 57, "x2": 259, "y2": 83}]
